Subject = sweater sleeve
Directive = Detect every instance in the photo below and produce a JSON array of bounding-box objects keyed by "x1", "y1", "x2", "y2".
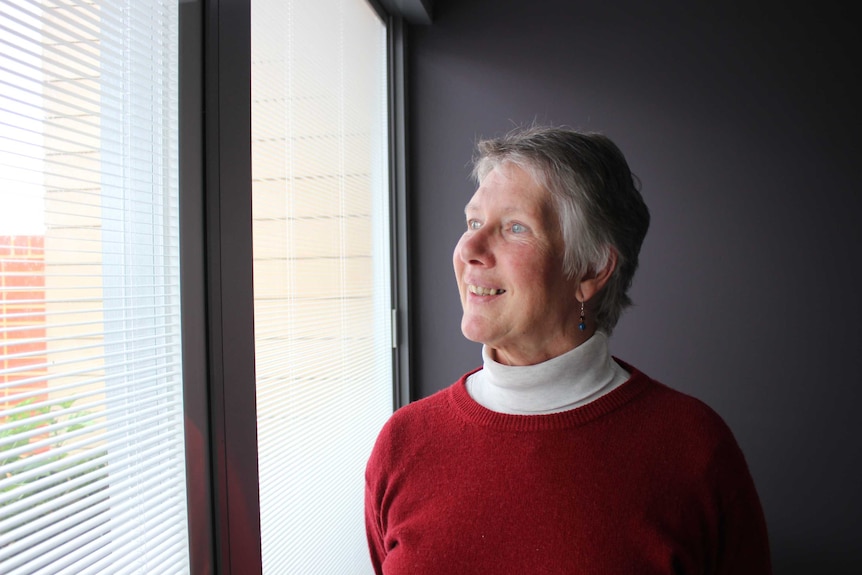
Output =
[
  {"x1": 364, "y1": 419, "x2": 392, "y2": 575},
  {"x1": 365, "y1": 471, "x2": 386, "y2": 575},
  {"x1": 715, "y1": 456, "x2": 772, "y2": 574},
  {"x1": 709, "y1": 423, "x2": 772, "y2": 575}
]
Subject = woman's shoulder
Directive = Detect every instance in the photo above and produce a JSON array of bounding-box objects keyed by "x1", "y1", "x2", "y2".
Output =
[
  {"x1": 366, "y1": 374, "x2": 472, "y2": 475},
  {"x1": 620, "y1": 361, "x2": 749, "y2": 468},
  {"x1": 621, "y1": 361, "x2": 731, "y2": 427},
  {"x1": 384, "y1": 374, "x2": 469, "y2": 430},
  {"x1": 372, "y1": 372, "x2": 472, "y2": 446}
]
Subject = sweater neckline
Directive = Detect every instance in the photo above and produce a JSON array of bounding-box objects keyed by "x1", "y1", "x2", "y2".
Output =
[{"x1": 448, "y1": 359, "x2": 652, "y2": 431}]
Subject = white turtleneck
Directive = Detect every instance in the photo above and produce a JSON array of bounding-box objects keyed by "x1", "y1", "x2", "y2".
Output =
[{"x1": 465, "y1": 332, "x2": 630, "y2": 415}]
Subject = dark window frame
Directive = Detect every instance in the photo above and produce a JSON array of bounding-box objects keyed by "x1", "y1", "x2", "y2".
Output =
[{"x1": 180, "y1": 0, "x2": 419, "y2": 571}]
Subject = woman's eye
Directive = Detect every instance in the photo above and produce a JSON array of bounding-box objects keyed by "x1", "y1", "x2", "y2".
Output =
[
  {"x1": 468, "y1": 220, "x2": 482, "y2": 230},
  {"x1": 511, "y1": 223, "x2": 526, "y2": 233}
]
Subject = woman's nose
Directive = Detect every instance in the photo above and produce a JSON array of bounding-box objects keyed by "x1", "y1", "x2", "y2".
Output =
[{"x1": 457, "y1": 228, "x2": 493, "y2": 266}]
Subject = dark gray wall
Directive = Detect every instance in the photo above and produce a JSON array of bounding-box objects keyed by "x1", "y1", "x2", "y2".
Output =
[{"x1": 405, "y1": 1, "x2": 861, "y2": 572}]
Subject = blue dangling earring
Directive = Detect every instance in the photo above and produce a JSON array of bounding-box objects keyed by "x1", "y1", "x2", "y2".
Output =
[{"x1": 578, "y1": 300, "x2": 586, "y2": 331}]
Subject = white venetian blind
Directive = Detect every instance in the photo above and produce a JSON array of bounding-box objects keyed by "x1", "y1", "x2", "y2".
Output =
[
  {"x1": 0, "y1": 1, "x2": 188, "y2": 573},
  {"x1": 251, "y1": 0, "x2": 393, "y2": 573}
]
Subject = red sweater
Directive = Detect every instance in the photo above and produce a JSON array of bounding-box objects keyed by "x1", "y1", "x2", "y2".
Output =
[{"x1": 365, "y1": 363, "x2": 771, "y2": 574}]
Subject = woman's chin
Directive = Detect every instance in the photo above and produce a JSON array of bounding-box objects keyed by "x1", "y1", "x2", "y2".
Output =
[{"x1": 460, "y1": 318, "x2": 491, "y2": 345}]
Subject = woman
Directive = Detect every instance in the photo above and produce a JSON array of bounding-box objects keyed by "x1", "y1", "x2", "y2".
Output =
[{"x1": 365, "y1": 126, "x2": 771, "y2": 574}]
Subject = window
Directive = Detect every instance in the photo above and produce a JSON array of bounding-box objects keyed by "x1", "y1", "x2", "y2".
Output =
[
  {"x1": 2, "y1": 0, "x2": 410, "y2": 571},
  {"x1": 0, "y1": 1, "x2": 187, "y2": 572},
  {"x1": 251, "y1": 0, "x2": 393, "y2": 572}
]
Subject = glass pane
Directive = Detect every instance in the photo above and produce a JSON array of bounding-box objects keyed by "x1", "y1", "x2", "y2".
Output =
[
  {"x1": 0, "y1": 1, "x2": 188, "y2": 572},
  {"x1": 251, "y1": 0, "x2": 392, "y2": 573}
]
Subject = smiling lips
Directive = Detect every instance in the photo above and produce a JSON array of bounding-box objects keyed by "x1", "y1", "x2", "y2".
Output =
[{"x1": 468, "y1": 284, "x2": 506, "y2": 296}]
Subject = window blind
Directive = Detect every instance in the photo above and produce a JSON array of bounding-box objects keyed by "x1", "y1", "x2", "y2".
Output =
[
  {"x1": 251, "y1": 0, "x2": 393, "y2": 573},
  {"x1": 0, "y1": 1, "x2": 188, "y2": 573}
]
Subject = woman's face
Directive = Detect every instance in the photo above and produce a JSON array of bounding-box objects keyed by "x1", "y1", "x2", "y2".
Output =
[{"x1": 453, "y1": 163, "x2": 587, "y2": 366}]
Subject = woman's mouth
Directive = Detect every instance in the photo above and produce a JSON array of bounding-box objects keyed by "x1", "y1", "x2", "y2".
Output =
[{"x1": 468, "y1": 284, "x2": 505, "y2": 296}]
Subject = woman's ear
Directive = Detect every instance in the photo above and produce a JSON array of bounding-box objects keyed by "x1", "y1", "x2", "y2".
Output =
[{"x1": 577, "y1": 249, "x2": 617, "y2": 303}]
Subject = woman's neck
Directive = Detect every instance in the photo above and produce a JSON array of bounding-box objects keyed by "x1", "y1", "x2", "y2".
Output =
[{"x1": 466, "y1": 332, "x2": 629, "y2": 415}]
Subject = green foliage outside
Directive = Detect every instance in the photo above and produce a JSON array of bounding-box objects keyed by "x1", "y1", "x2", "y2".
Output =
[{"x1": 0, "y1": 399, "x2": 103, "y2": 516}]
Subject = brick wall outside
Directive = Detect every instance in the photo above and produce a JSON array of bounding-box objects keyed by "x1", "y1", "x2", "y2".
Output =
[{"x1": 0, "y1": 235, "x2": 48, "y2": 415}]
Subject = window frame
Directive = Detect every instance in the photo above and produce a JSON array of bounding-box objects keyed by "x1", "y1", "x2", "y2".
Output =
[{"x1": 180, "y1": 0, "x2": 416, "y2": 572}]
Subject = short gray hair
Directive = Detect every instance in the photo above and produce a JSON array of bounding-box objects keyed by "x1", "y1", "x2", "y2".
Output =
[{"x1": 472, "y1": 125, "x2": 650, "y2": 333}]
